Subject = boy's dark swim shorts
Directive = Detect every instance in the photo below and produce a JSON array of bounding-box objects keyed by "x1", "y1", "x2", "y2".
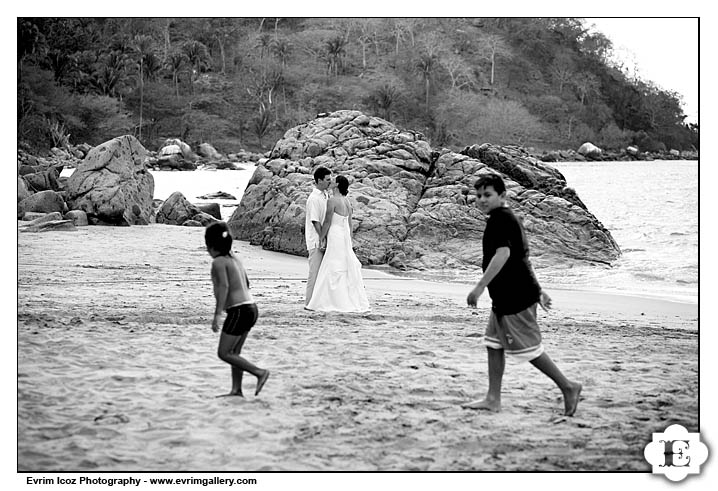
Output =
[{"x1": 222, "y1": 303, "x2": 258, "y2": 336}]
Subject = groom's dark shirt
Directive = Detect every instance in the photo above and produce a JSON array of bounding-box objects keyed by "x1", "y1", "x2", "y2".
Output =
[{"x1": 482, "y1": 206, "x2": 541, "y2": 315}]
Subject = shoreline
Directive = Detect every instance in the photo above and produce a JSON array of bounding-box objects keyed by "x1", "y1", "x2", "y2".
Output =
[{"x1": 217, "y1": 238, "x2": 698, "y2": 329}]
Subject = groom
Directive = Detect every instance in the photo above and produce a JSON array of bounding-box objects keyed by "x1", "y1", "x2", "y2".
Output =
[{"x1": 305, "y1": 166, "x2": 332, "y2": 306}]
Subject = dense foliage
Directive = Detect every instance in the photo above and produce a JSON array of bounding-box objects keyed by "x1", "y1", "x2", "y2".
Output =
[{"x1": 17, "y1": 17, "x2": 698, "y2": 154}]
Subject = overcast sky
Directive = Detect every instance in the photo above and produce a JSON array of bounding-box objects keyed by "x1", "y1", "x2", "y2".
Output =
[{"x1": 585, "y1": 17, "x2": 698, "y2": 124}]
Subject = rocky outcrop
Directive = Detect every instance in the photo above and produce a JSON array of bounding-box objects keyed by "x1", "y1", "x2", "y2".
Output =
[
  {"x1": 65, "y1": 135, "x2": 154, "y2": 226},
  {"x1": 155, "y1": 192, "x2": 218, "y2": 227},
  {"x1": 229, "y1": 110, "x2": 434, "y2": 262},
  {"x1": 462, "y1": 144, "x2": 588, "y2": 210},
  {"x1": 228, "y1": 110, "x2": 621, "y2": 273},
  {"x1": 402, "y1": 145, "x2": 619, "y2": 271}
]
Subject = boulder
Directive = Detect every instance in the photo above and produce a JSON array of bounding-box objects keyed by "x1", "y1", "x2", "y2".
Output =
[
  {"x1": 156, "y1": 154, "x2": 198, "y2": 171},
  {"x1": 18, "y1": 190, "x2": 67, "y2": 215},
  {"x1": 22, "y1": 168, "x2": 61, "y2": 192},
  {"x1": 18, "y1": 177, "x2": 32, "y2": 202},
  {"x1": 195, "y1": 203, "x2": 222, "y2": 220},
  {"x1": 18, "y1": 164, "x2": 43, "y2": 176},
  {"x1": 248, "y1": 165, "x2": 273, "y2": 186},
  {"x1": 156, "y1": 191, "x2": 218, "y2": 226},
  {"x1": 159, "y1": 144, "x2": 182, "y2": 157},
  {"x1": 77, "y1": 143, "x2": 93, "y2": 155},
  {"x1": 577, "y1": 142, "x2": 602, "y2": 159},
  {"x1": 198, "y1": 143, "x2": 222, "y2": 160},
  {"x1": 64, "y1": 210, "x2": 89, "y2": 226},
  {"x1": 161, "y1": 138, "x2": 198, "y2": 161},
  {"x1": 64, "y1": 135, "x2": 154, "y2": 225},
  {"x1": 669, "y1": 149, "x2": 681, "y2": 157},
  {"x1": 21, "y1": 211, "x2": 56, "y2": 221},
  {"x1": 228, "y1": 110, "x2": 621, "y2": 274},
  {"x1": 20, "y1": 219, "x2": 77, "y2": 233},
  {"x1": 20, "y1": 212, "x2": 63, "y2": 226},
  {"x1": 196, "y1": 191, "x2": 237, "y2": 200}
]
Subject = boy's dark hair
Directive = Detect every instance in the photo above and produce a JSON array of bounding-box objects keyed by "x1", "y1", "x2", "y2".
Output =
[
  {"x1": 314, "y1": 166, "x2": 331, "y2": 183},
  {"x1": 205, "y1": 221, "x2": 233, "y2": 255},
  {"x1": 474, "y1": 173, "x2": 506, "y2": 195},
  {"x1": 336, "y1": 175, "x2": 349, "y2": 196}
]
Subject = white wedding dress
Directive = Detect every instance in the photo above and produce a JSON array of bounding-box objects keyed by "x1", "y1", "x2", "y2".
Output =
[{"x1": 306, "y1": 212, "x2": 371, "y2": 312}]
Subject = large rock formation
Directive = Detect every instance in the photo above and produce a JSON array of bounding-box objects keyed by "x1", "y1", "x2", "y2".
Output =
[
  {"x1": 65, "y1": 135, "x2": 154, "y2": 225},
  {"x1": 228, "y1": 110, "x2": 621, "y2": 274}
]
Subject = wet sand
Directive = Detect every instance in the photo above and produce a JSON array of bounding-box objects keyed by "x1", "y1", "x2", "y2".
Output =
[{"x1": 16, "y1": 222, "x2": 698, "y2": 472}]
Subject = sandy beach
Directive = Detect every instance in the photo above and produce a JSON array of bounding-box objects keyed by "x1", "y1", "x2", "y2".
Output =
[{"x1": 16, "y1": 222, "x2": 698, "y2": 473}]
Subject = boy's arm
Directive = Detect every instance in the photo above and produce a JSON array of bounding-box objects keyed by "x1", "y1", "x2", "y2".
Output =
[
  {"x1": 467, "y1": 247, "x2": 510, "y2": 307},
  {"x1": 211, "y1": 261, "x2": 229, "y2": 330}
]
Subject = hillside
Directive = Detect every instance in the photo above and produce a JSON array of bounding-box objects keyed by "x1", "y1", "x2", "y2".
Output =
[{"x1": 17, "y1": 17, "x2": 698, "y2": 156}]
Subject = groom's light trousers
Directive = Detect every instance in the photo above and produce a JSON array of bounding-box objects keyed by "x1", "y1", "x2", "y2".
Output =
[{"x1": 305, "y1": 247, "x2": 325, "y2": 305}]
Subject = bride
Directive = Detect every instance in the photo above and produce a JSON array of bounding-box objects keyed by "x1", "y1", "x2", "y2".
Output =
[{"x1": 305, "y1": 175, "x2": 370, "y2": 313}]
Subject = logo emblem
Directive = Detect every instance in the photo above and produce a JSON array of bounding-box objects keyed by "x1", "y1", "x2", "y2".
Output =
[{"x1": 644, "y1": 424, "x2": 708, "y2": 481}]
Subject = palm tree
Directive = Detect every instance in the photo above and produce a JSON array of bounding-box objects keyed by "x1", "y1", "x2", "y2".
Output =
[
  {"x1": 325, "y1": 37, "x2": 347, "y2": 78},
  {"x1": 132, "y1": 35, "x2": 154, "y2": 142},
  {"x1": 415, "y1": 53, "x2": 437, "y2": 114},
  {"x1": 270, "y1": 38, "x2": 292, "y2": 68},
  {"x1": 166, "y1": 51, "x2": 187, "y2": 100},
  {"x1": 371, "y1": 85, "x2": 399, "y2": 121},
  {"x1": 182, "y1": 40, "x2": 210, "y2": 94},
  {"x1": 92, "y1": 52, "x2": 127, "y2": 97},
  {"x1": 253, "y1": 106, "x2": 272, "y2": 149},
  {"x1": 255, "y1": 33, "x2": 273, "y2": 60},
  {"x1": 143, "y1": 52, "x2": 162, "y2": 82}
]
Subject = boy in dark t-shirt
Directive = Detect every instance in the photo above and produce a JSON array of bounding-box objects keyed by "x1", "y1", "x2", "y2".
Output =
[{"x1": 464, "y1": 173, "x2": 582, "y2": 416}]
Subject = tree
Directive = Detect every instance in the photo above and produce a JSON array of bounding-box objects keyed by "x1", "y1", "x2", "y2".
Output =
[
  {"x1": 415, "y1": 52, "x2": 438, "y2": 114},
  {"x1": 441, "y1": 53, "x2": 474, "y2": 90},
  {"x1": 352, "y1": 19, "x2": 381, "y2": 72},
  {"x1": 389, "y1": 18, "x2": 418, "y2": 55},
  {"x1": 132, "y1": 34, "x2": 155, "y2": 142},
  {"x1": 91, "y1": 51, "x2": 127, "y2": 97},
  {"x1": 209, "y1": 18, "x2": 239, "y2": 74},
  {"x1": 551, "y1": 52, "x2": 575, "y2": 94},
  {"x1": 572, "y1": 72, "x2": 600, "y2": 105},
  {"x1": 270, "y1": 37, "x2": 292, "y2": 68},
  {"x1": 252, "y1": 106, "x2": 272, "y2": 149},
  {"x1": 18, "y1": 18, "x2": 45, "y2": 81},
  {"x1": 325, "y1": 36, "x2": 347, "y2": 78},
  {"x1": 368, "y1": 84, "x2": 401, "y2": 121},
  {"x1": 182, "y1": 40, "x2": 210, "y2": 92},
  {"x1": 476, "y1": 33, "x2": 511, "y2": 85},
  {"x1": 165, "y1": 50, "x2": 187, "y2": 100}
]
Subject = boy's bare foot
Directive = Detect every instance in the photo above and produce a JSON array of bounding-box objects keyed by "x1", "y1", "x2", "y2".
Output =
[
  {"x1": 216, "y1": 391, "x2": 244, "y2": 398},
  {"x1": 255, "y1": 370, "x2": 270, "y2": 396},
  {"x1": 462, "y1": 398, "x2": 501, "y2": 412},
  {"x1": 563, "y1": 382, "x2": 582, "y2": 416}
]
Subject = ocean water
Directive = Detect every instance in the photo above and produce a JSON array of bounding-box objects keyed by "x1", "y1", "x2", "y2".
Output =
[
  {"x1": 62, "y1": 160, "x2": 698, "y2": 304},
  {"x1": 546, "y1": 160, "x2": 698, "y2": 304}
]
